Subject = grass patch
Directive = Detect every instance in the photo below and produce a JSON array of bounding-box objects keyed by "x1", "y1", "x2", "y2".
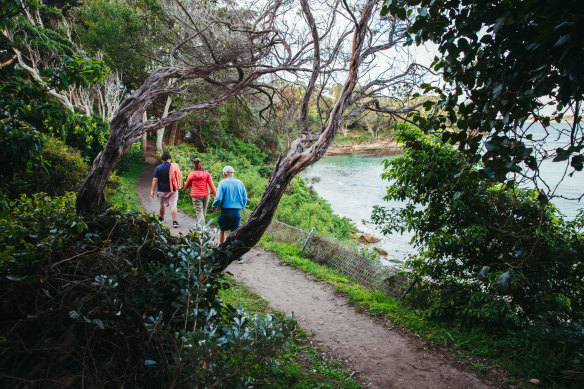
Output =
[
  {"x1": 219, "y1": 274, "x2": 360, "y2": 388},
  {"x1": 108, "y1": 162, "x2": 145, "y2": 211}
]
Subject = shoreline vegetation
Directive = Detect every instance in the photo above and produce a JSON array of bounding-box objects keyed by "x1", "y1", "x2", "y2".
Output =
[{"x1": 326, "y1": 138, "x2": 402, "y2": 156}]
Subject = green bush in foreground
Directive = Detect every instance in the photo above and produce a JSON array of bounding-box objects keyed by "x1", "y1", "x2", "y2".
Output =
[
  {"x1": 219, "y1": 276, "x2": 360, "y2": 389},
  {"x1": 7, "y1": 137, "x2": 88, "y2": 199},
  {"x1": 0, "y1": 194, "x2": 295, "y2": 388}
]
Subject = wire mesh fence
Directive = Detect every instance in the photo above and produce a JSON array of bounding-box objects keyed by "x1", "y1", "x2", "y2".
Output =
[{"x1": 264, "y1": 219, "x2": 411, "y2": 298}]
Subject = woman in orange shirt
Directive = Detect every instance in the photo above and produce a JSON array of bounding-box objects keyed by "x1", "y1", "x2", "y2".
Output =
[{"x1": 184, "y1": 158, "x2": 217, "y2": 223}]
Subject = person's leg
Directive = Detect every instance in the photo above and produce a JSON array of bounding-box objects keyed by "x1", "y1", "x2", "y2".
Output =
[
  {"x1": 219, "y1": 209, "x2": 243, "y2": 262},
  {"x1": 233, "y1": 213, "x2": 243, "y2": 263},
  {"x1": 192, "y1": 197, "x2": 203, "y2": 221},
  {"x1": 201, "y1": 195, "x2": 209, "y2": 223},
  {"x1": 168, "y1": 191, "x2": 179, "y2": 226},
  {"x1": 158, "y1": 192, "x2": 171, "y2": 221}
]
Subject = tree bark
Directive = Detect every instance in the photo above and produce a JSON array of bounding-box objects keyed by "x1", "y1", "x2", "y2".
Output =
[
  {"x1": 168, "y1": 122, "x2": 178, "y2": 146},
  {"x1": 142, "y1": 112, "x2": 148, "y2": 154},
  {"x1": 227, "y1": 0, "x2": 376, "y2": 261}
]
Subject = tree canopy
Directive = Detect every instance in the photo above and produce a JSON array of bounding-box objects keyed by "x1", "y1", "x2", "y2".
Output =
[{"x1": 383, "y1": 0, "x2": 584, "y2": 202}]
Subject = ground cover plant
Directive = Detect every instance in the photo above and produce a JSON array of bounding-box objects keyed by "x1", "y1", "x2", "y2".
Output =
[
  {"x1": 107, "y1": 161, "x2": 145, "y2": 211},
  {"x1": 219, "y1": 276, "x2": 361, "y2": 388}
]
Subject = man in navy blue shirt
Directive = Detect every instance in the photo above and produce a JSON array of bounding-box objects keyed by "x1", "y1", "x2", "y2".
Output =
[
  {"x1": 150, "y1": 152, "x2": 179, "y2": 228},
  {"x1": 212, "y1": 165, "x2": 247, "y2": 245}
]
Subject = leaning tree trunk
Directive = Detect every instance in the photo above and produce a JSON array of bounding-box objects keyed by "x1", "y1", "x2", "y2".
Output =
[
  {"x1": 168, "y1": 122, "x2": 178, "y2": 146},
  {"x1": 227, "y1": 0, "x2": 375, "y2": 263},
  {"x1": 76, "y1": 125, "x2": 139, "y2": 210},
  {"x1": 77, "y1": 0, "x2": 378, "y2": 273}
]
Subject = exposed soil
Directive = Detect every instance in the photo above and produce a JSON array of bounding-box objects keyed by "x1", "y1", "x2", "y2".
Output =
[{"x1": 136, "y1": 152, "x2": 504, "y2": 389}]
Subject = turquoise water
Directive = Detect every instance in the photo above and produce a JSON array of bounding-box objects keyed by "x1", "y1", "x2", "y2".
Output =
[
  {"x1": 301, "y1": 126, "x2": 583, "y2": 263},
  {"x1": 301, "y1": 153, "x2": 416, "y2": 264}
]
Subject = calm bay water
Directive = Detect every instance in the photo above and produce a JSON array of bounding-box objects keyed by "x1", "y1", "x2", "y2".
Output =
[
  {"x1": 301, "y1": 124, "x2": 583, "y2": 264},
  {"x1": 301, "y1": 153, "x2": 416, "y2": 264}
]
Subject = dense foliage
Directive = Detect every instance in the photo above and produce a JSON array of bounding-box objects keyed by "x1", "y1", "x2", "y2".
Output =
[
  {"x1": 73, "y1": 0, "x2": 158, "y2": 89},
  {"x1": 0, "y1": 0, "x2": 141, "y2": 196},
  {"x1": 372, "y1": 127, "x2": 584, "y2": 381},
  {"x1": 382, "y1": 0, "x2": 584, "y2": 197},
  {"x1": 0, "y1": 194, "x2": 296, "y2": 387},
  {"x1": 372, "y1": 2, "x2": 584, "y2": 382},
  {"x1": 7, "y1": 137, "x2": 88, "y2": 198}
]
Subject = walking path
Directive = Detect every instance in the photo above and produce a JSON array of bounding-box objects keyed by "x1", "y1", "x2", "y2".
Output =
[{"x1": 137, "y1": 155, "x2": 500, "y2": 388}]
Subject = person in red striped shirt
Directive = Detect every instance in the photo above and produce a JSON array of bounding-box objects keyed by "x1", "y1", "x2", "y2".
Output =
[{"x1": 184, "y1": 158, "x2": 217, "y2": 223}]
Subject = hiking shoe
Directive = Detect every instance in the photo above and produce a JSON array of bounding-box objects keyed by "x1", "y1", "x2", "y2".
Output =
[
  {"x1": 237, "y1": 259, "x2": 244, "y2": 264},
  {"x1": 173, "y1": 221, "x2": 179, "y2": 228},
  {"x1": 158, "y1": 216, "x2": 163, "y2": 223}
]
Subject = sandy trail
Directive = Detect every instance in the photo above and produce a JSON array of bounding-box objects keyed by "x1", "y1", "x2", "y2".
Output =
[{"x1": 137, "y1": 155, "x2": 498, "y2": 388}]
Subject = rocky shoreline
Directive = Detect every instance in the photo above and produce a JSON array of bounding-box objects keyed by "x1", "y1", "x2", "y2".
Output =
[{"x1": 326, "y1": 139, "x2": 402, "y2": 155}]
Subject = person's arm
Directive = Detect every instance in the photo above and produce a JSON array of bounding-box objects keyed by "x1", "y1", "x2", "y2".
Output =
[
  {"x1": 211, "y1": 181, "x2": 223, "y2": 212},
  {"x1": 242, "y1": 184, "x2": 247, "y2": 208},
  {"x1": 185, "y1": 173, "x2": 193, "y2": 191},
  {"x1": 207, "y1": 173, "x2": 217, "y2": 197},
  {"x1": 151, "y1": 178, "x2": 158, "y2": 197}
]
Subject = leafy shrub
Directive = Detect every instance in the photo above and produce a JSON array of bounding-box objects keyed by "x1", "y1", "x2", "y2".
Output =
[
  {"x1": 227, "y1": 137, "x2": 268, "y2": 166},
  {"x1": 116, "y1": 139, "x2": 144, "y2": 173},
  {"x1": 372, "y1": 127, "x2": 584, "y2": 383},
  {"x1": 374, "y1": 127, "x2": 584, "y2": 325},
  {"x1": 7, "y1": 137, "x2": 88, "y2": 198},
  {"x1": 52, "y1": 113, "x2": 143, "y2": 171},
  {"x1": 0, "y1": 194, "x2": 296, "y2": 388},
  {"x1": 55, "y1": 113, "x2": 109, "y2": 162}
]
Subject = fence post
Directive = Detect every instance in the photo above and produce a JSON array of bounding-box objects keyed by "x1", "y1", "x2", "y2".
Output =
[
  {"x1": 301, "y1": 227, "x2": 316, "y2": 252},
  {"x1": 400, "y1": 276, "x2": 418, "y2": 301}
]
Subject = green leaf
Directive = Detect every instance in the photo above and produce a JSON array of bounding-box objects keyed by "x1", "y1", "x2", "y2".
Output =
[{"x1": 571, "y1": 154, "x2": 583, "y2": 171}]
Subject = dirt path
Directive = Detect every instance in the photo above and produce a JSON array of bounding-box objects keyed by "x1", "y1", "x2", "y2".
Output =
[{"x1": 136, "y1": 155, "x2": 499, "y2": 389}]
